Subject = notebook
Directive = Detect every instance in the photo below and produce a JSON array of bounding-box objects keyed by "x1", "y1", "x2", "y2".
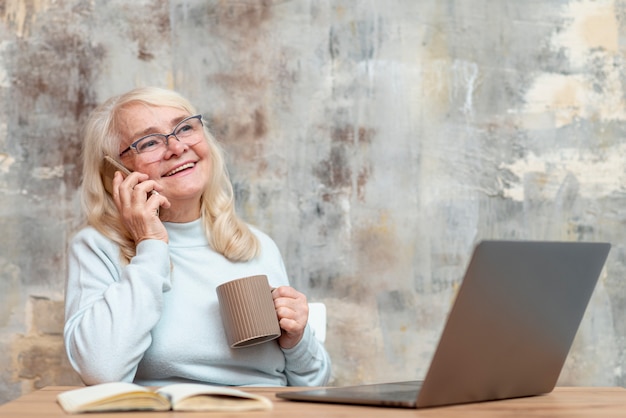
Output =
[{"x1": 278, "y1": 240, "x2": 611, "y2": 408}]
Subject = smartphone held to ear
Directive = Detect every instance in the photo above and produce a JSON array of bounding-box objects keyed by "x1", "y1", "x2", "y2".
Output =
[{"x1": 100, "y1": 156, "x2": 132, "y2": 195}]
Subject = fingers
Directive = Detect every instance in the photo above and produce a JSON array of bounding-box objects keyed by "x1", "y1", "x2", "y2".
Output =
[
  {"x1": 114, "y1": 172, "x2": 160, "y2": 200},
  {"x1": 111, "y1": 171, "x2": 169, "y2": 243},
  {"x1": 273, "y1": 286, "x2": 309, "y2": 349},
  {"x1": 273, "y1": 287, "x2": 309, "y2": 318}
]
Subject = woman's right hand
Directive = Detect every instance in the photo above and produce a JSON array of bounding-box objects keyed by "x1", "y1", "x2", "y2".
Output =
[{"x1": 112, "y1": 170, "x2": 170, "y2": 243}]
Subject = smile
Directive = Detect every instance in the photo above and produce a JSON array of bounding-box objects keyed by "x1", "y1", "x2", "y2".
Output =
[{"x1": 164, "y1": 162, "x2": 195, "y2": 177}]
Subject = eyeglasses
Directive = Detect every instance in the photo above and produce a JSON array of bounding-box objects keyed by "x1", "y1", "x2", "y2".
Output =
[{"x1": 119, "y1": 114, "x2": 204, "y2": 161}]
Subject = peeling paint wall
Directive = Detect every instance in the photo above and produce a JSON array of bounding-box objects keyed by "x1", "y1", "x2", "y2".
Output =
[{"x1": 1, "y1": 0, "x2": 626, "y2": 403}]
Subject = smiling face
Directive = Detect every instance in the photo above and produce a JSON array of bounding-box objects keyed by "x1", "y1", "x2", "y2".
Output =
[{"x1": 118, "y1": 103, "x2": 211, "y2": 220}]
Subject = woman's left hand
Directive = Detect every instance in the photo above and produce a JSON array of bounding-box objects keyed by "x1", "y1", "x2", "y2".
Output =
[{"x1": 272, "y1": 286, "x2": 309, "y2": 349}]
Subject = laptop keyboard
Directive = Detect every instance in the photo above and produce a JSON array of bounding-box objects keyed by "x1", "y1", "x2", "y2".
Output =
[
  {"x1": 277, "y1": 380, "x2": 424, "y2": 407},
  {"x1": 330, "y1": 381, "x2": 422, "y2": 398}
]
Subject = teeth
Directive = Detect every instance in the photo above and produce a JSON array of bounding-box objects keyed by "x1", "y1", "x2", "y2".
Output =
[{"x1": 165, "y1": 163, "x2": 194, "y2": 176}]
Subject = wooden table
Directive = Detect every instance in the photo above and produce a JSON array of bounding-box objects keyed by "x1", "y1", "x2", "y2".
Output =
[{"x1": 1, "y1": 386, "x2": 626, "y2": 417}]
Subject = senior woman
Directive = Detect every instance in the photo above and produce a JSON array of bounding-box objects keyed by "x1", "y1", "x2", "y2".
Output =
[{"x1": 63, "y1": 86, "x2": 331, "y2": 387}]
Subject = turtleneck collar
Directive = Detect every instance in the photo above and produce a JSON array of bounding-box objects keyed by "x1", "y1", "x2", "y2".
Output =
[{"x1": 163, "y1": 218, "x2": 209, "y2": 248}]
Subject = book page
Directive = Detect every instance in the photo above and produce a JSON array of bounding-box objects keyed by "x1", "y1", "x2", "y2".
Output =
[
  {"x1": 57, "y1": 382, "x2": 169, "y2": 413},
  {"x1": 156, "y1": 383, "x2": 273, "y2": 412}
]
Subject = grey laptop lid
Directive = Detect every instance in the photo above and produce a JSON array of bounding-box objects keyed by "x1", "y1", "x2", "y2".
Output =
[{"x1": 278, "y1": 240, "x2": 611, "y2": 408}]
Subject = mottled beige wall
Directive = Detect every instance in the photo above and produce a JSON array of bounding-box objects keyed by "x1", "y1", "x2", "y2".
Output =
[{"x1": 1, "y1": 0, "x2": 626, "y2": 404}]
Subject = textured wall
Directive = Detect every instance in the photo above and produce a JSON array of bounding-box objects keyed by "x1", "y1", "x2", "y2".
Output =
[{"x1": 1, "y1": 0, "x2": 626, "y2": 404}]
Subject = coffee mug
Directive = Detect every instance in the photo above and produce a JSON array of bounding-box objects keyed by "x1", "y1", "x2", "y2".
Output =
[{"x1": 216, "y1": 275, "x2": 281, "y2": 348}]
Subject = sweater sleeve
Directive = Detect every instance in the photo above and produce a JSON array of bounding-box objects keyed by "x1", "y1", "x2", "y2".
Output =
[
  {"x1": 281, "y1": 321, "x2": 332, "y2": 386},
  {"x1": 63, "y1": 228, "x2": 171, "y2": 385},
  {"x1": 252, "y1": 228, "x2": 332, "y2": 386}
]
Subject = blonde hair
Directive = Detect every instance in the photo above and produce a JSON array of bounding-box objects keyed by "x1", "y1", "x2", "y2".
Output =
[{"x1": 81, "y1": 86, "x2": 259, "y2": 263}]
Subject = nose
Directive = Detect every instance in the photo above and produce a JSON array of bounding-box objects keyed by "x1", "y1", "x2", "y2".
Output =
[{"x1": 163, "y1": 134, "x2": 188, "y2": 158}]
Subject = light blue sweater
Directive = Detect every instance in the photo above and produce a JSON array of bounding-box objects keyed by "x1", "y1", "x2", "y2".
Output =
[{"x1": 64, "y1": 219, "x2": 331, "y2": 387}]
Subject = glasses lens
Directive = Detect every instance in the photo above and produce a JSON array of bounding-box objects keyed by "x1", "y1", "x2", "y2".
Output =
[
  {"x1": 174, "y1": 116, "x2": 203, "y2": 144},
  {"x1": 135, "y1": 135, "x2": 167, "y2": 153}
]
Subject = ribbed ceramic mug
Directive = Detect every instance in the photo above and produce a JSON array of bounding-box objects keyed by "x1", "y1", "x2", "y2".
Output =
[{"x1": 216, "y1": 275, "x2": 281, "y2": 348}]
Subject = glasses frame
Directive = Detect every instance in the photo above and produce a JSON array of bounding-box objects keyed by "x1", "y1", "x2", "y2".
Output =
[{"x1": 119, "y1": 114, "x2": 204, "y2": 157}]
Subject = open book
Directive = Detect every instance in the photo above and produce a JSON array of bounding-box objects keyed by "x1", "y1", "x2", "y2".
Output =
[{"x1": 56, "y1": 382, "x2": 273, "y2": 414}]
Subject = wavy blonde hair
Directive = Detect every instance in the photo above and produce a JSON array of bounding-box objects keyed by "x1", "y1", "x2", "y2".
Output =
[{"x1": 81, "y1": 86, "x2": 259, "y2": 263}]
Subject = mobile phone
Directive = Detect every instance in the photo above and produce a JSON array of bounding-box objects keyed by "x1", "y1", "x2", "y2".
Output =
[{"x1": 100, "y1": 155, "x2": 132, "y2": 195}]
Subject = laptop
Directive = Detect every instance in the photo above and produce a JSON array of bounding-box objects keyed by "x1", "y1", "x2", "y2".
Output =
[{"x1": 278, "y1": 240, "x2": 611, "y2": 408}]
